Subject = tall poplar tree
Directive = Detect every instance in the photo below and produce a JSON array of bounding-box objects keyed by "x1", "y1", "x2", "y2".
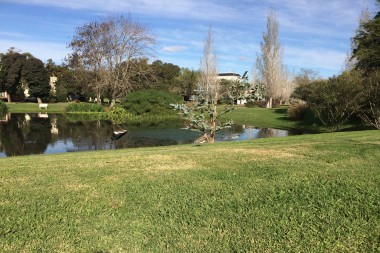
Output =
[{"x1": 256, "y1": 8, "x2": 287, "y2": 108}]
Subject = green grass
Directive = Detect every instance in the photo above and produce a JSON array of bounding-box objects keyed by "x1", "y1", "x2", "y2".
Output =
[
  {"x1": 5, "y1": 102, "x2": 71, "y2": 113},
  {"x1": 0, "y1": 130, "x2": 379, "y2": 252},
  {"x1": 220, "y1": 106, "x2": 366, "y2": 133}
]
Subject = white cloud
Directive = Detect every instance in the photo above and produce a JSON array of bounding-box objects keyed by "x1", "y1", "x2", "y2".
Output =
[{"x1": 162, "y1": 46, "x2": 187, "y2": 53}]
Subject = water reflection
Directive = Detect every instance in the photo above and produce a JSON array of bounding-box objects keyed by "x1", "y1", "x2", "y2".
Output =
[{"x1": 0, "y1": 113, "x2": 301, "y2": 157}]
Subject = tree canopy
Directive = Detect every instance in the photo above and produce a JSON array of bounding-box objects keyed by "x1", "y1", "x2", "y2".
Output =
[
  {"x1": 352, "y1": 9, "x2": 380, "y2": 73},
  {"x1": 0, "y1": 49, "x2": 49, "y2": 102}
]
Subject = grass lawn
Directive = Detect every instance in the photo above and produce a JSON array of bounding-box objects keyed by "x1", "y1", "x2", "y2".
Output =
[
  {"x1": 220, "y1": 106, "x2": 367, "y2": 133},
  {"x1": 0, "y1": 130, "x2": 379, "y2": 252},
  {"x1": 5, "y1": 102, "x2": 71, "y2": 113}
]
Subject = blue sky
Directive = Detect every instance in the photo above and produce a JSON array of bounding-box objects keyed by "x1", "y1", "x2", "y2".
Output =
[{"x1": 0, "y1": 0, "x2": 377, "y2": 78}]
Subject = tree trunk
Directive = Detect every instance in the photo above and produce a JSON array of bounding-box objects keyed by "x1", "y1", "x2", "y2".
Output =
[
  {"x1": 7, "y1": 94, "x2": 11, "y2": 103},
  {"x1": 96, "y1": 93, "x2": 101, "y2": 105},
  {"x1": 209, "y1": 104, "x2": 217, "y2": 143},
  {"x1": 266, "y1": 97, "x2": 273, "y2": 108},
  {"x1": 110, "y1": 98, "x2": 116, "y2": 108}
]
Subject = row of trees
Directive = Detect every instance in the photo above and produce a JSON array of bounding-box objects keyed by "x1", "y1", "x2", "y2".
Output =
[{"x1": 0, "y1": 49, "x2": 200, "y2": 103}]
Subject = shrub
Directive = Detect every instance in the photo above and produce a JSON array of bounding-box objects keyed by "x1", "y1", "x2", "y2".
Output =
[
  {"x1": 0, "y1": 100, "x2": 7, "y2": 117},
  {"x1": 122, "y1": 89, "x2": 182, "y2": 116},
  {"x1": 287, "y1": 100, "x2": 309, "y2": 120},
  {"x1": 65, "y1": 102, "x2": 105, "y2": 113},
  {"x1": 297, "y1": 72, "x2": 362, "y2": 131},
  {"x1": 109, "y1": 106, "x2": 132, "y2": 124},
  {"x1": 245, "y1": 100, "x2": 267, "y2": 108}
]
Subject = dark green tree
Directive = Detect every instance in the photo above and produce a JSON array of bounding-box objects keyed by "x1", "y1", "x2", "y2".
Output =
[
  {"x1": 352, "y1": 8, "x2": 380, "y2": 73},
  {"x1": 150, "y1": 60, "x2": 181, "y2": 92},
  {"x1": 1, "y1": 49, "x2": 50, "y2": 101},
  {"x1": 350, "y1": 2, "x2": 380, "y2": 130},
  {"x1": 176, "y1": 68, "x2": 200, "y2": 101},
  {"x1": 0, "y1": 50, "x2": 26, "y2": 102},
  {"x1": 22, "y1": 57, "x2": 50, "y2": 99}
]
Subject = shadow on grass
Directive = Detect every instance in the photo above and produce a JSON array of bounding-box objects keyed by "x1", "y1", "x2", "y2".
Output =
[{"x1": 273, "y1": 108, "x2": 288, "y2": 114}]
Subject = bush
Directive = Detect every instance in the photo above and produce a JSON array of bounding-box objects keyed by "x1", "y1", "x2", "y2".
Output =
[
  {"x1": 245, "y1": 100, "x2": 267, "y2": 108},
  {"x1": 287, "y1": 100, "x2": 309, "y2": 120},
  {"x1": 109, "y1": 106, "x2": 132, "y2": 124},
  {"x1": 65, "y1": 102, "x2": 105, "y2": 113},
  {"x1": 295, "y1": 72, "x2": 362, "y2": 131},
  {"x1": 122, "y1": 89, "x2": 182, "y2": 116},
  {"x1": 0, "y1": 100, "x2": 7, "y2": 117}
]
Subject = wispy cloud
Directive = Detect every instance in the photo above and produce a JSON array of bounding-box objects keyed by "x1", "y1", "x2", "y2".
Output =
[
  {"x1": 162, "y1": 46, "x2": 187, "y2": 53},
  {"x1": 0, "y1": 31, "x2": 29, "y2": 38},
  {"x1": 8, "y1": 0, "x2": 243, "y2": 22}
]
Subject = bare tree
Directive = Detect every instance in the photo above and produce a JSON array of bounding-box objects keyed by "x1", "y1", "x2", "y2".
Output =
[
  {"x1": 199, "y1": 25, "x2": 219, "y2": 105},
  {"x1": 198, "y1": 26, "x2": 220, "y2": 143},
  {"x1": 68, "y1": 14, "x2": 156, "y2": 107},
  {"x1": 102, "y1": 15, "x2": 156, "y2": 107},
  {"x1": 68, "y1": 21, "x2": 107, "y2": 103},
  {"x1": 256, "y1": 8, "x2": 287, "y2": 108}
]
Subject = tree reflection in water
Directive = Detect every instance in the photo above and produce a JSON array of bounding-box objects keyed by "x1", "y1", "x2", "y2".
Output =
[{"x1": 0, "y1": 114, "x2": 301, "y2": 157}]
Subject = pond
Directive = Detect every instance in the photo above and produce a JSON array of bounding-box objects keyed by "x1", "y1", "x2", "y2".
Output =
[{"x1": 0, "y1": 113, "x2": 302, "y2": 157}]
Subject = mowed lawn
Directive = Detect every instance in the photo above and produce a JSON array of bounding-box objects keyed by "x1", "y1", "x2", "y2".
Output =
[
  {"x1": 5, "y1": 102, "x2": 70, "y2": 113},
  {"x1": 0, "y1": 130, "x2": 379, "y2": 252}
]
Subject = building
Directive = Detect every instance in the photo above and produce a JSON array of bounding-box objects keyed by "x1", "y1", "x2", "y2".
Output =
[{"x1": 217, "y1": 72, "x2": 242, "y2": 82}]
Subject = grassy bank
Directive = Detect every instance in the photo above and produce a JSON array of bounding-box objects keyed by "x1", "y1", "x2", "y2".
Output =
[
  {"x1": 0, "y1": 130, "x2": 379, "y2": 252},
  {"x1": 5, "y1": 102, "x2": 70, "y2": 113}
]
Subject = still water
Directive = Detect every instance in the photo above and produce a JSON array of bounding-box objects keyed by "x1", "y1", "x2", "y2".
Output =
[{"x1": 0, "y1": 113, "x2": 301, "y2": 157}]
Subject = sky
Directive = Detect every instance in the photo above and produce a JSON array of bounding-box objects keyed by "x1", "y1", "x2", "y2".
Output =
[{"x1": 0, "y1": 0, "x2": 378, "y2": 79}]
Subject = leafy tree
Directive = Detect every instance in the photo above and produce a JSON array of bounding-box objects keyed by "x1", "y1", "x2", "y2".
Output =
[
  {"x1": 175, "y1": 68, "x2": 200, "y2": 101},
  {"x1": 22, "y1": 57, "x2": 50, "y2": 99},
  {"x1": 0, "y1": 49, "x2": 50, "y2": 101},
  {"x1": 150, "y1": 60, "x2": 181, "y2": 92},
  {"x1": 0, "y1": 50, "x2": 26, "y2": 102},
  {"x1": 350, "y1": 2, "x2": 380, "y2": 129}
]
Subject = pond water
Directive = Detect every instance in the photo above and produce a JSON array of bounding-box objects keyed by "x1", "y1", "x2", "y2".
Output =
[{"x1": 0, "y1": 113, "x2": 302, "y2": 157}]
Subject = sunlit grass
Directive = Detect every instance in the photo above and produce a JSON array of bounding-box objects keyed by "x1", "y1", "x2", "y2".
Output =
[
  {"x1": 1, "y1": 130, "x2": 379, "y2": 252},
  {"x1": 5, "y1": 102, "x2": 71, "y2": 113}
]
